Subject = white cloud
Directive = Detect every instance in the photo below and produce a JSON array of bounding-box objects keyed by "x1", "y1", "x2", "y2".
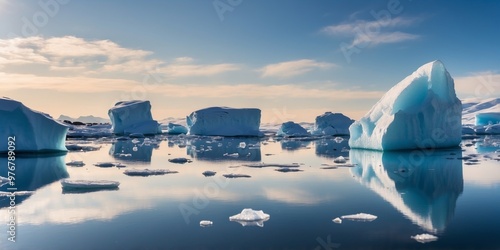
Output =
[
  {"x1": 260, "y1": 59, "x2": 335, "y2": 78},
  {"x1": 322, "y1": 16, "x2": 420, "y2": 48},
  {"x1": 161, "y1": 62, "x2": 240, "y2": 77},
  {"x1": 454, "y1": 71, "x2": 500, "y2": 99}
]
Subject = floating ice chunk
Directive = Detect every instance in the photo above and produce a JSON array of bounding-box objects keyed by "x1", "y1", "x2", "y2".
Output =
[
  {"x1": 168, "y1": 157, "x2": 192, "y2": 164},
  {"x1": 223, "y1": 173, "x2": 251, "y2": 178},
  {"x1": 332, "y1": 217, "x2": 342, "y2": 224},
  {"x1": 333, "y1": 156, "x2": 347, "y2": 164},
  {"x1": 229, "y1": 208, "x2": 270, "y2": 227},
  {"x1": 349, "y1": 61, "x2": 462, "y2": 150},
  {"x1": 334, "y1": 137, "x2": 344, "y2": 143},
  {"x1": 66, "y1": 161, "x2": 85, "y2": 167},
  {"x1": 202, "y1": 171, "x2": 217, "y2": 177},
  {"x1": 275, "y1": 167, "x2": 302, "y2": 173},
  {"x1": 200, "y1": 220, "x2": 213, "y2": 227},
  {"x1": 276, "y1": 121, "x2": 309, "y2": 137},
  {"x1": 0, "y1": 191, "x2": 34, "y2": 196},
  {"x1": 66, "y1": 144, "x2": 101, "y2": 152},
  {"x1": 166, "y1": 123, "x2": 188, "y2": 134},
  {"x1": 411, "y1": 234, "x2": 438, "y2": 243},
  {"x1": 108, "y1": 100, "x2": 161, "y2": 135},
  {"x1": 475, "y1": 112, "x2": 500, "y2": 126},
  {"x1": 0, "y1": 97, "x2": 68, "y2": 153},
  {"x1": 311, "y1": 112, "x2": 354, "y2": 136},
  {"x1": 60, "y1": 179, "x2": 120, "y2": 190},
  {"x1": 485, "y1": 124, "x2": 500, "y2": 134},
  {"x1": 340, "y1": 213, "x2": 377, "y2": 222},
  {"x1": 238, "y1": 142, "x2": 246, "y2": 148},
  {"x1": 187, "y1": 107, "x2": 261, "y2": 136},
  {"x1": 94, "y1": 162, "x2": 119, "y2": 168},
  {"x1": 243, "y1": 163, "x2": 301, "y2": 168},
  {"x1": 123, "y1": 169, "x2": 178, "y2": 176}
]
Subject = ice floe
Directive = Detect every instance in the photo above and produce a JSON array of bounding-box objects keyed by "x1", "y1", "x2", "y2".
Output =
[
  {"x1": 200, "y1": 220, "x2": 213, "y2": 227},
  {"x1": 411, "y1": 233, "x2": 438, "y2": 243},
  {"x1": 123, "y1": 169, "x2": 178, "y2": 176},
  {"x1": 340, "y1": 213, "x2": 377, "y2": 222},
  {"x1": 168, "y1": 158, "x2": 192, "y2": 164},
  {"x1": 60, "y1": 179, "x2": 120, "y2": 190},
  {"x1": 229, "y1": 208, "x2": 270, "y2": 227}
]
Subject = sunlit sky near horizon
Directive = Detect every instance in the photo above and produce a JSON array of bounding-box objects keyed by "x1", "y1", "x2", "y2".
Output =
[{"x1": 0, "y1": 0, "x2": 499, "y2": 123}]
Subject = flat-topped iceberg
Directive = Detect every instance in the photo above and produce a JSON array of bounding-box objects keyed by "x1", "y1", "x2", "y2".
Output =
[
  {"x1": 187, "y1": 107, "x2": 261, "y2": 136},
  {"x1": 349, "y1": 61, "x2": 462, "y2": 150},
  {"x1": 276, "y1": 121, "x2": 309, "y2": 137},
  {"x1": 0, "y1": 97, "x2": 68, "y2": 153},
  {"x1": 108, "y1": 100, "x2": 161, "y2": 135},
  {"x1": 311, "y1": 112, "x2": 354, "y2": 136}
]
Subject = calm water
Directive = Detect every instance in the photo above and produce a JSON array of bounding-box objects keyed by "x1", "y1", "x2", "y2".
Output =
[{"x1": 1, "y1": 135, "x2": 499, "y2": 250}]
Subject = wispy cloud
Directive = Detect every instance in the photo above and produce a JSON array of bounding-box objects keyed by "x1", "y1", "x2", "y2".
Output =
[
  {"x1": 161, "y1": 57, "x2": 240, "y2": 77},
  {"x1": 322, "y1": 16, "x2": 421, "y2": 48},
  {"x1": 260, "y1": 59, "x2": 335, "y2": 78}
]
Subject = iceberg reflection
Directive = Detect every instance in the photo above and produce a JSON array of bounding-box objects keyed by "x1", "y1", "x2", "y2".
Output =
[
  {"x1": 280, "y1": 139, "x2": 311, "y2": 151},
  {"x1": 0, "y1": 154, "x2": 69, "y2": 207},
  {"x1": 349, "y1": 149, "x2": 463, "y2": 233},
  {"x1": 187, "y1": 137, "x2": 261, "y2": 161},
  {"x1": 109, "y1": 139, "x2": 155, "y2": 162},
  {"x1": 315, "y1": 137, "x2": 350, "y2": 158}
]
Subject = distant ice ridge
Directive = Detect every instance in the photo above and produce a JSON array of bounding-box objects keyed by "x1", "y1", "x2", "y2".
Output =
[
  {"x1": 108, "y1": 100, "x2": 161, "y2": 135},
  {"x1": 276, "y1": 121, "x2": 309, "y2": 137},
  {"x1": 311, "y1": 112, "x2": 354, "y2": 136},
  {"x1": 187, "y1": 107, "x2": 261, "y2": 136},
  {"x1": 349, "y1": 61, "x2": 462, "y2": 150},
  {"x1": 0, "y1": 97, "x2": 68, "y2": 153}
]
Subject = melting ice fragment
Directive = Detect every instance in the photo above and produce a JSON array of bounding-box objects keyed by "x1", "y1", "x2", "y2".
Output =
[
  {"x1": 200, "y1": 220, "x2": 213, "y2": 227},
  {"x1": 66, "y1": 161, "x2": 85, "y2": 167},
  {"x1": 340, "y1": 213, "x2": 377, "y2": 222},
  {"x1": 229, "y1": 208, "x2": 270, "y2": 227},
  {"x1": 168, "y1": 157, "x2": 192, "y2": 164},
  {"x1": 349, "y1": 61, "x2": 462, "y2": 150},
  {"x1": 123, "y1": 169, "x2": 178, "y2": 176},
  {"x1": 411, "y1": 234, "x2": 438, "y2": 243},
  {"x1": 332, "y1": 217, "x2": 342, "y2": 224},
  {"x1": 202, "y1": 171, "x2": 217, "y2": 177},
  {"x1": 61, "y1": 179, "x2": 120, "y2": 190}
]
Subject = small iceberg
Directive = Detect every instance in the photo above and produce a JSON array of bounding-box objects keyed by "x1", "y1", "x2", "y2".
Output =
[
  {"x1": 200, "y1": 220, "x2": 213, "y2": 227},
  {"x1": 94, "y1": 162, "x2": 119, "y2": 168},
  {"x1": 275, "y1": 167, "x2": 302, "y2": 173},
  {"x1": 411, "y1": 234, "x2": 438, "y2": 243},
  {"x1": 333, "y1": 156, "x2": 347, "y2": 164},
  {"x1": 223, "y1": 173, "x2": 251, "y2": 178},
  {"x1": 61, "y1": 179, "x2": 120, "y2": 191},
  {"x1": 66, "y1": 160, "x2": 85, "y2": 167},
  {"x1": 202, "y1": 171, "x2": 217, "y2": 177},
  {"x1": 276, "y1": 121, "x2": 309, "y2": 137},
  {"x1": 340, "y1": 213, "x2": 377, "y2": 222},
  {"x1": 229, "y1": 208, "x2": 270, "y2": 227},
  {"x1": 123, "y1": 169, "x2": 178, "y2": 176},
  {"x1": 332, "y1": 217, "x2": 342, "y2": 224},
  {"x1": 168, "y1": 158, "x2": 192, "y2": 164}
]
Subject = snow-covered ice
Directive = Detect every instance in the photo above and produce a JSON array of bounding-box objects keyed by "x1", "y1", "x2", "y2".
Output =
[
  {"x1": 311, "y1": 112, "x2": 354, "y2": 136},
  {"x1": 200, "y1": 220, "x2": 213, "y2": 227},
  {"x1": 411, "y1": 234, "x2": 438, "y2": 243},
  {"x1": 340, "y1": 213, "x2": 377, "y2": 222},
  {"x1": 123, "y1": 169, "x2": 178, "y2": 176},
  {"x1": 276, "y1": 121, "x2": 309, "y2": 137},
  {"x1": 349, "y1": 61, "x2": 462, "y2": 150},
  {"x1": 165, "y1": 123, "x2": 188, "y2": 134},
  {"x1": 60, "y1": 179, "x2": 120, "y2": 190},
  {"x1": 108, "y1": 100, "x2": 161, "y2": 135},
  {"x1": 229, "y1": 208, "x2": 270, "y2": 227},
  {"x1": 0, "y1": 97, "x2": 68, "y2": 153},
  {"x1": 332, "y1": 217, "x2": 342, "y2": 224},
  {"x1": 187, "y1": 107, "x2": 261, "y2": 136},
  {"x1": 94, "y1": 162, "x2": 120, "y2": 168}
]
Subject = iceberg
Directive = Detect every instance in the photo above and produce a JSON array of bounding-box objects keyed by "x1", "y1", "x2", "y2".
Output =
[
  {"x1": 200, "y1": 220, "x2": 213, "y2": 227},
  {"x1": 187, "y1": 107, "x2": 261, "y2": 136},
  {"x1": 168, "y1": 157, "x2": 192, "y2": 164},
  {"x1": 0, "y1": 97, "x2": 68, "y2": 153},
  {"x1": 108, "y1": 100, "x2": 161, "y2": 135},
  {"x1": 349, "y1": 61, "x2": 462, "y2": 150},
  {"x1": 276, "y1": 121, "x2": 309, "y2": 137},
  {"x1": 229, "y1": 208, "x2": 270, "y2": 227},
  {"x1": 60, "y1": 179, "x2": 120, "y2": 190},
  {"x1": 165, "y1": 123, "x2": 188, "y2": 134},
  {"x1": 311, "y1": 112, "x2": 354, "y2": 136},
  {"x1": 475, "y1": 113, "x2": 500, "y2": 126}
]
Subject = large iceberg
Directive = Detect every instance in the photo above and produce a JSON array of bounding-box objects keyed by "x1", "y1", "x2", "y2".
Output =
[
  {"x1": 187, "y1": 107, "x2": 261, "y2": 136},
  {"x1": 0, "y1": 97, "x2": 68, "y2": 153},
  {"x1": 108, "y1": 100, "x2": 161, "y2": 135},
  {"x1": 311, "y1": 112, "x2": 354, "y2": 136},
  {"x1": 349, "y1": 61, "x2": 462, "y2": 150}
]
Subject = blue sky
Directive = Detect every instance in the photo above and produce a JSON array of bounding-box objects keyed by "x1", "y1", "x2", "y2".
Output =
[{"x1": 0, "y1": 0, "x2": 499, "y2": 123}]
